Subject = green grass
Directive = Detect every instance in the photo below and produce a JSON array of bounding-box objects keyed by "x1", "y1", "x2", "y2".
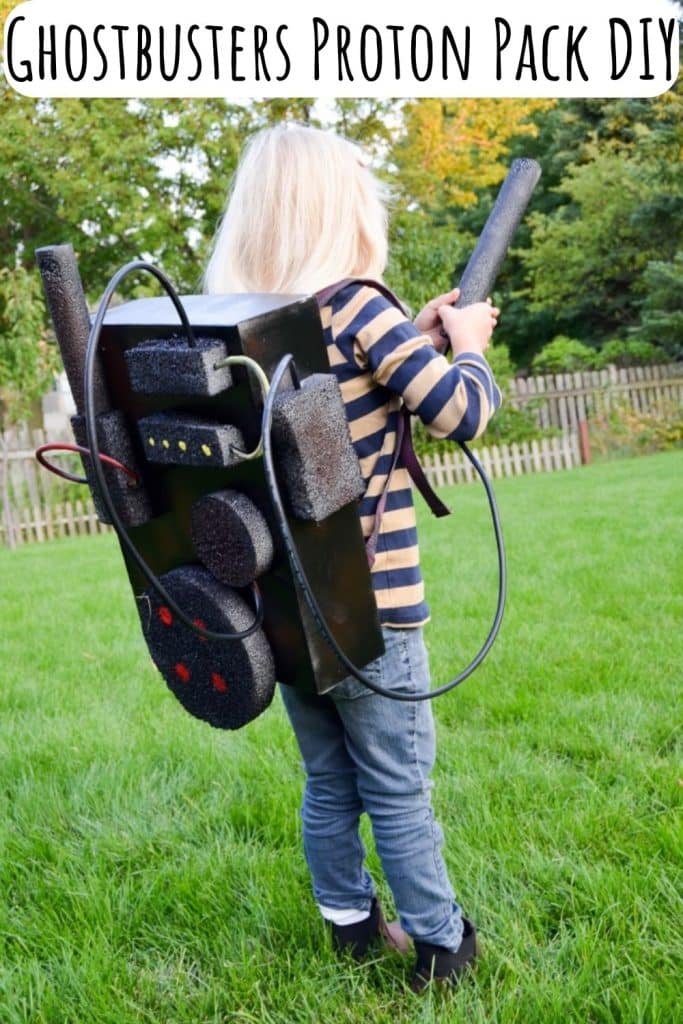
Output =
[{"x1": 1, "y1": 452, "x2": 681, "y2": 1023}]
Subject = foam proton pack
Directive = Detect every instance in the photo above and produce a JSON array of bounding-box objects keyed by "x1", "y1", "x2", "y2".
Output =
[
  {"x1": 36, "y1": 158, "x2": 541, "y2": 730},
  {"x1": 36, "y1": 249, "x2": 388, "y2": 730}
]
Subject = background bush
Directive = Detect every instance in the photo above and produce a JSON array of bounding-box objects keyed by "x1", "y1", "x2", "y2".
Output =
[
  {"x1": 531, "y1": 336, "x2": 596, "y2": 374},
  {"x1": 593, "y1": 339, "x2": 667, "y2": 369},
  {"x1": 589, "y1": 401, "x2": 683, "y2": 459}
]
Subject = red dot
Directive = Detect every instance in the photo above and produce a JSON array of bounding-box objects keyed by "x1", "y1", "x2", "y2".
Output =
[
  {"x1": 193, "y1": 618, "x2": 207, "y2": 641},
  {"x1": 158, "y1": 606, "x2": 173, "y2": 627},
  {"x1": 174, "y1": 663, "x2": 191, "y2": 684},
  {"x1": 211, "y1": 672, "x2": 228, "y2": 693}
]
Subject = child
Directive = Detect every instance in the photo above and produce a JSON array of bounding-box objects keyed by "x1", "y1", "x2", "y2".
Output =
[{"x1": 205, "y1": 125, "x2": 501, "y2": 991}]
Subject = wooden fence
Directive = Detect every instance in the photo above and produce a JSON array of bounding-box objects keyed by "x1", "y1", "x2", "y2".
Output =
[
  {"x1": 1, "y1": 426, "x2": 580, "y2": 548},
  {"x1": 2, "y1": 497, "x2": 110, "y2": 547},
  {"x1": 0, "y1": 426, "x2": 110, "y2": 548},
  {"x1": 0, "y1": 362, "x2": 680, "y2": 548},
  {"x1": 508, "y1": 362, "x2": 683, "y2": 434},
  {"x1": 420, "y1": 434, "x2": 580, "y2": 488}
]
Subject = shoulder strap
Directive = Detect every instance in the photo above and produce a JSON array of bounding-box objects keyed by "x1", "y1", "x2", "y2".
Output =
[
  {"x1": 314, "y1": 277, "x2": 406, "y2": 313},
  {"x1": 315, "y1": 279, "x2": 450, "y2": 567}
]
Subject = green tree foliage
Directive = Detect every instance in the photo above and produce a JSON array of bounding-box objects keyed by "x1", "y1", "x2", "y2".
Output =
[
  {"x1": 0, "y1": 85, "x2": 252, "y2": 293},
  {"x1": 0, "y1": 82, "x2": 254, "y2": 423},
  {"x1": 638, "y1": 252, "x2": 683, "y2": 359},
  {"x1": 386, "y1": 211, "x2": 468, "y2": 316},
  {"x1": 0, "y1": 264, "x2": 57, "y2": 429},
  {"x1": 529, "y1": 335, "x2": 668, "y2": 374},
  {"x1": 523, "y1": 150, "x2": 658, "y2": 333},
  {"x1": 330, "y1": 99, "x2": 400, "y2": 151},
  {"x1": 385, "y1": 98, "x2": 554, "y2": 359},
  {"x1": 520, "y1": 83, "x2": 683, "y2": 354}
]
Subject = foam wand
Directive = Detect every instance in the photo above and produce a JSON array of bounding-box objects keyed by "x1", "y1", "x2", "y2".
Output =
[{"x1": 452, "y1": 157, "x2": 542, "y2": 312}]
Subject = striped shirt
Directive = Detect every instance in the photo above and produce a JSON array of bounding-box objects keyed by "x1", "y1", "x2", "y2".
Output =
[{"x1": 320, "y1": 282, "x2": 502, "y2": 628}]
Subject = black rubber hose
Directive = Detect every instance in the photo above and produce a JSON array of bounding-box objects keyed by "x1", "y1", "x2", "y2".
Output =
[
  {"x1": 262, "y1": 355, "x2": 507, "y2": 702},
  {"x1": 83, "y1": 260, "x2": 264, "y2": 643}
]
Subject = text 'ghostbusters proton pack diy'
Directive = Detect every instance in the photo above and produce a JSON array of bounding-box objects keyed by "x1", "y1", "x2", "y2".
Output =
[{"x1": 35, "y1": 158, "x2": 541, "y2": 731}]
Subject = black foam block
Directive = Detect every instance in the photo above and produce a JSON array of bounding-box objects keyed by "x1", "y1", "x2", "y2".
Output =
[
  {"x1": 125, "y1": 337, "x2": 232, "y2": 397},
  {"x1": 191, "y1": 490, "x2": 274, "y2": 588},
  {"x1": 71, "y1": 411, "x2": 153, "y2": 527},
  {"x1": 141, "y1": 566, "x2": 275, "y2": 730},
  {"x1": 272, "y1": 374, "x2": 365, "y2": 522},
  {"x1": 137, "y1": 412, "x2": 246, "y2": 468}
]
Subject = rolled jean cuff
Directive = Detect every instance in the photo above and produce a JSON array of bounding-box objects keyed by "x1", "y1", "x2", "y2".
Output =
[{"x1": 318, "y1": 904, "x2": 372, "y2": 925}]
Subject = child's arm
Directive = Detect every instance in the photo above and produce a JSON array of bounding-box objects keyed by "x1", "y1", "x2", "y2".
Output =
[{"x1": 339, "y1": 285, "x2": 502, "y2": 442}]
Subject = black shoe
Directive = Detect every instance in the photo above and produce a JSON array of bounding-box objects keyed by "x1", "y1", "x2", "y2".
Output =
[
  {"x1": 411, "y1": 917, "x2": 478, "y2": 992},
  {"x1": 328, "y1": 897, "x2": 382, "y2": 961}
]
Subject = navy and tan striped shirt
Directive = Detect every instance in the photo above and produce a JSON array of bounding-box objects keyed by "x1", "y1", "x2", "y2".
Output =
[{"x1": 320, "y1": 282, "x2": 502, "y2": 628}]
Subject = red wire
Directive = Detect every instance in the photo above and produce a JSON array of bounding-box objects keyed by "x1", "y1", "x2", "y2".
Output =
[{"x1": 35, "y1": 442, "x2": 140, "y2": 485}]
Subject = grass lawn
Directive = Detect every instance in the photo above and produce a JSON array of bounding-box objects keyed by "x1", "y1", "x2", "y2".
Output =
[{"x1": 0, "y1": 451, "x2": 681, "y2": 1023}]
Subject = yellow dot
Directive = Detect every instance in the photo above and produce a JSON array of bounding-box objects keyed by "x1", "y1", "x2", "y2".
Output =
[
  {"x1": 201, "y1": 444, "x2": 212, "y2": 457},
  {"x1": 178, "y1": 440, "x2": 187, "y2": 452},
  {"x1": 162, "y1": 439, "x2": 170, "y2": 449},
  {"x1": 148, "y1": 437, "x2": 155, "y2": 446}
]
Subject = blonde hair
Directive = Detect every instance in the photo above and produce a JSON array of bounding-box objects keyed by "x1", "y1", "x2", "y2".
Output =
[{"x1": 204, "y1": 125, "x2": 389, "y2": 296}]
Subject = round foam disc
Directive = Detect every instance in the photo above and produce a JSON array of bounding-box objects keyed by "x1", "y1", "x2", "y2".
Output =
[
  {"x1": 140, "y1": 566, "x2": 275, "y2": 730},
  {"x1": 191, "y1": 489, "x2": 274, "y2": 588}
]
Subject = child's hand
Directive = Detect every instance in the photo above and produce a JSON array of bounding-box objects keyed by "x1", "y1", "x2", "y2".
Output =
[
  {"x1": 414, "y1": 288, "x2": 462, "y2": 351},
  {"x1": 438, "y1": 299, "x2": 500, "y2": 356}
]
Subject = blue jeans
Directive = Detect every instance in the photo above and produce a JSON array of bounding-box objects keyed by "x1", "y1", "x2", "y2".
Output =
[{"x1": 279, "y1": 626, "x2": 464, "y2": 951}]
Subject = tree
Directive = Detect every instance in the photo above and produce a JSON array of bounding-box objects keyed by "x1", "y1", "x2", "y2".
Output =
[
  {"x1": 0, "y1": 86, "x2": 411, "y2": 422},
  {"x1": 0, "y1": 82, "x2": 257, "y2": 422},
  {"x1": 523, "y1": 149, "x2": 657, "y2": 334},
  {"x1": 382, "y1": 98, "x2": 554, "y2": 333},
  {"x1": 386, "y1": 210, "x2": 467, "y2": 316},
  {"x1": 0, "y1": 264, "x2": 57, "y2": 430},
  {"x1": 390, "y1": 98, "x2": 553, "y2": 210},
  {"x1": 521, "y1": 81, "x2": 683, "y2": 349},
  {"x1": 0, "y1": 84, "x2": 254, "y2": 295},
  {"x1": 638, "y1": 253, "x2": 683, "y2": 359}
]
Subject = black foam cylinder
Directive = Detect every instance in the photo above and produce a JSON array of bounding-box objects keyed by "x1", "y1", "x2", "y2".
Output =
[
  {"x1": 71, "y1": 411, "x2": 153, "y2": 527},
  {"x1": 35, "y1": 244, "x2": 109, "y2": 413},
  {"x1": 141, "y1": 566, "x2": 276, "y2": 730},
  {"x1": 191, "y1": 490, "x2": 274, "y2": 588},
  {"x1": 272, "y1": 373, "x2": 365, "y2": 522},
  {"x1": 455, "y1": 158, "x2": 542, "y2": 307}
]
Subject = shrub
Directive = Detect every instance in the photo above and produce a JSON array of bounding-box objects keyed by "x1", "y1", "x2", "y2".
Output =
[
  {"x1": 593, "y1": 338, "x2": 668, "y2": 369},
  {"x1": 531, "y1": 336, "x2": 596, "y2": 374},
  {"x1": 589, "y1": 401, "x2": 683, "y2": 459}
]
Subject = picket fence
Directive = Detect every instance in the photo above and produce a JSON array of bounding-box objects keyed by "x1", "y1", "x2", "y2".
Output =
[
  {"x1": 1, "y1": 362, "x2": 681, "y2": 547},
  {"x1": 420, "y1": 434, "x2": 580, "y2": 488},
  {"x1": 0, "y1": 426, "x2": 108, "y2": 548},
  {"x1": 0, "y1": 425, "x2": 581, "y2": 548},
  {"x1": 508, "y1": 362, "x2": 683, "y2": 433}
]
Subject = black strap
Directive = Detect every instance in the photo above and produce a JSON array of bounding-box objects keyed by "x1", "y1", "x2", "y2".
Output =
[
  {"x1": 315, "y1": 279, "x2": 450, "y2": 565},
  {"x1": 315, "y1": 277, "x2": 408, "y2": 313}
]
